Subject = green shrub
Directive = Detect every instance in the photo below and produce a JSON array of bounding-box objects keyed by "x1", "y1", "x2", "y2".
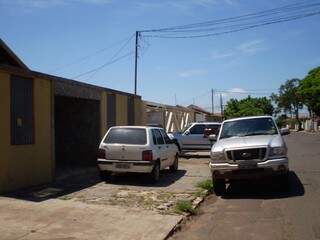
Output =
[
  {"x1": 175, "y1": 200, "x2": 196, "y2": 215},
  {"x1": 196, "y1": 179, "x2": 213, "y2": 192}
]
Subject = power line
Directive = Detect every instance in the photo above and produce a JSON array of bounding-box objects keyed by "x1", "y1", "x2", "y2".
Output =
[
  {"x1": 132, "y1": 0, "x2": 320, "y2": 95},
  {"x1": 73, "y1": 34, "x2": 135, "y2": 79},
  {"x1": 144, "y1": 11, "x2": 320, "y2": 38},
  {"x1": 139, "y1": 1, "x2": 320, "y2": 38},
  {"x1": 50, "y1": 34, "x2": 135, "y2": 73},
  {"x1": 73, "y1": 51, "x2": 134, "y2": 79},
  {"x1": 140, "y1": 1, "x2": 319, "y2": 33}
]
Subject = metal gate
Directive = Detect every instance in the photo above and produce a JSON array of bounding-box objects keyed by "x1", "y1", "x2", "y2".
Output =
[{"x1": 107, "y1": 94, "x2": 116, "y2": 129}]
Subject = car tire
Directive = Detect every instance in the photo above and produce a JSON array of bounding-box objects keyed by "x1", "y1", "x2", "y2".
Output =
[
  {"x1": 100, "y1": 171, "x2": 111, "y2": 181},
  {"x1": 169, "y1": 154, "x2": 179, "y2": 172},
  {"x1": 173, "y1": 142, "x2": 182, "y2": 156},
  {"x1": 150, "y1": 162, "x2": 160, "y2": 183},
  {"x1": 213, "y1": 178, "x2": 226, "y2": 196}
]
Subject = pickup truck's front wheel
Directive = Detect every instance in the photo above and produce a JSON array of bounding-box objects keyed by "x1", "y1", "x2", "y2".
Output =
[{"x1": 213, "y1": 178, "x2": 226, "y2": 196}]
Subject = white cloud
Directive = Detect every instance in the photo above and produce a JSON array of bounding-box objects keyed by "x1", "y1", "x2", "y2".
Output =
[
  {"x1": 136, "y1": 0, "x2": 236, "y2": 11},
  {"x1": 211, "y1": 39, "x2": 266, "y2": 60},
  {"x1": 237, "y1": 39, "x2": 266, "y2": 55},
  {"x1": 220, "y1": 87, "x2": 249, "y2": 103},
  {"x1": 9, "y1": 0, "x2": 112, "y2": 9},
  {"x1": 211, "y1": 51, "x2": 235, "y2": 59},
  {"x1": 178, "y1": 69, "x2": 208, "y2": 78}
]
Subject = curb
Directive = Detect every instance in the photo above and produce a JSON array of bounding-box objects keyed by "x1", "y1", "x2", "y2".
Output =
[{"x1": 164, "y1": 190, "x2": 209, "y2": 239}]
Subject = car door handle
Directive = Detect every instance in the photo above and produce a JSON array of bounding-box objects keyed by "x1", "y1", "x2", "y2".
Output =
[
  {"x1": 158, "y1": 146, "x2": 162, "y2": 149},
  {"x1": 166, "y1": 145, "x2": 169, "y2": 148}
]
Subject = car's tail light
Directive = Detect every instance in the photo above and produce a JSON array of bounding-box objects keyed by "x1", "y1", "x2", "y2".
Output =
[
  {"x1": 142, "y1": 150, "x2": 153, "y2": 161},
  {"x1": 98, "y1": 148, "x2": 106, "y2": 159}
]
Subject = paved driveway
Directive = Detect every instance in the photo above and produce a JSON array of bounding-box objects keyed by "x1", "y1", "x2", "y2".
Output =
[{"x1": 0, "y1": 155, "x2": 211, "y2": 240}]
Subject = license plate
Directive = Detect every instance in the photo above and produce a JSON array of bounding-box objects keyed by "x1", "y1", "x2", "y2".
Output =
[
  {"x1": 238, "y1": 162, "x2": 257, "y2": 169},
  {"x1": 115, "y1": 163, "x2": 131, "y2": 169}
]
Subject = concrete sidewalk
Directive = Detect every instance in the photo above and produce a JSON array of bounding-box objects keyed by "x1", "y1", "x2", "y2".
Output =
[{"x1": 0, "y1": 197, "x2": 182, "y2": 240}]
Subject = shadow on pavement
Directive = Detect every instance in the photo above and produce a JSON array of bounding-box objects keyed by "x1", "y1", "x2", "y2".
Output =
[
  {"x1": 181, "y1": 151, "x2": 211, "y2": 159},
  {"x1": 2, "y1": 167, "x2": 102, "y2": 202},
  {"x1": 106, "y1": 169, "x2": 187, "y2": 187},
  {"x1": 2, "y1": 167, "x2": 187, "y2": 202},
  {"x1": 221, "y1": 171, "x2": 305, "y2": 200}
]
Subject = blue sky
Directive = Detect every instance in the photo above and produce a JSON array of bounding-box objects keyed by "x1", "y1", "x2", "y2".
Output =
[{"x1": 1, "y1": 0, "x2": 320, "y2": 112}]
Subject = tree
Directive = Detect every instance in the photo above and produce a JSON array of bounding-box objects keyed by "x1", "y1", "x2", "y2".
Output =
[
  {"x1": 298, "y1": 66, "x2": 320, "y2": 118},
  {"x1": 224, "y1": 96, "x2": 274, "y2": 119},
  {"x1": 271, "y1": 79, "x2": 303, "y2": 130}
]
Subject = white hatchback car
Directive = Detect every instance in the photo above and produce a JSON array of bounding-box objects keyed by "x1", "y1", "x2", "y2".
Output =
[{"x1": 97, "y1": 126, "x2": 179, "y2": 182}]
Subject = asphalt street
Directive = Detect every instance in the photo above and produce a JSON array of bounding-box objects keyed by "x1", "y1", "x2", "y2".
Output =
[{"x1": 171, "y1": 132, "x2": 320, "y2": 240}]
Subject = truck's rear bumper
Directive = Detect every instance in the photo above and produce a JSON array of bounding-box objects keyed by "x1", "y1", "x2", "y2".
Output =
[
  {"x1": 209, "y1": 157, "x2": 288, "y2": 179},
  {"x1": 97, "y1": 159, "x2": 154, "y2": 173}
]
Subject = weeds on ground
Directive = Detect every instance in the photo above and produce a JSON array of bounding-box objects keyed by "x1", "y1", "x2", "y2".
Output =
[
  {"x1": 193, "y1": 189, "x2": 207, "y2": 198},
  {"x1": 175, "y1": 200, "x2": 196, "y2": 215},
  {"x1": 196, "y1": 179, "x2": 213, "y2": 192}
]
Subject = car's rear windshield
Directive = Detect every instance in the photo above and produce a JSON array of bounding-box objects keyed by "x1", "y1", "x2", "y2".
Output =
[
  {"x1": 104, "y1": 128, "x2": 147, "y2": 145},
  {"x1": 220, "y1": 117, "x2": 278, "y2": 139}
]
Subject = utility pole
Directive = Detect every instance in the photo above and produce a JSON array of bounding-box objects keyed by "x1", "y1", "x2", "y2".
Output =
[
  {"x1": 220, "y1": 93, "x2": 223, "y2": 117},
  {"x1": 211, "y1": 89, "x2": 214, "y2": 115},
  {"x1": 174, "y1": 94, "x2": 177, "y2": 105},
  {"x1": 134, "y1": 31, "x2": 139, "y2": 95}
]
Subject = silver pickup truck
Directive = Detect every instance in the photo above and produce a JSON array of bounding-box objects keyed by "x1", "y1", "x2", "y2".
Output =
[
  {"x1": 168, "y1": 122, "x2": 221, "y2": 153},
  {"x1": 209, "y1": 116, "x2": 290, "y2": 195}
]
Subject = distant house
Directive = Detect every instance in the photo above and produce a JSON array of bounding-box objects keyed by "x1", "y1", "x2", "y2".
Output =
[{"x1": 187, "y1": 104, "x2": 212, "y2": 122}]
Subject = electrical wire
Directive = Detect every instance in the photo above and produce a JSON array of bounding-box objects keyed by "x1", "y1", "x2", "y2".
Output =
[
  {"x1": 139, "y1": 1, "x2": 320, "y2": 38},
  {"x1": 51, "y1": 34, "x2": 135, "y2": 73},
  {"x1": 73, "y1": 51, "x2": 134, "y2": 79},
  {"x1": 72, "y1": 34, "x2": 135, "y2": 79}
]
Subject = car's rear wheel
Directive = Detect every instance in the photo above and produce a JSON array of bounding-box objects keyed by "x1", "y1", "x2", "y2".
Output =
[
  {"x1": 169, "y1": 154, "x2": 179, "y2": 172},
  {"x1": 99, "y1": 170, "x2": 111, "y2": 181},
  {"x1": 150, "y1": 162, "x2": 160, "y2": 183},
  {"x1": 213, "y1": 178, "x2": 226, "y2": 196}
]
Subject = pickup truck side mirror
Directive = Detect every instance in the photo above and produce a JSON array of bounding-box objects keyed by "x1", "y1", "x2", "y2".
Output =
[
  {"x1": 208, "y1": 134, "x2": 217, "y2": 142},
  {"x1": 280, "y1": 128, "x2": 290, "y2": 136},
  {"x1": 184, "y1": 130, "x2": 190, "y2": 135}
]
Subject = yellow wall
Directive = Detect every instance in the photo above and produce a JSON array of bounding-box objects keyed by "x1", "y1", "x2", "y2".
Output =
[
  {"x1": 134, "y1": 97, "x2": 143, "y2": 125},
  {"x1": 116, "y1": 94, "x2": 128, "y2": 125},
  {"x1": 0, "y1": 72, "x2": 52, "y2": 192}
]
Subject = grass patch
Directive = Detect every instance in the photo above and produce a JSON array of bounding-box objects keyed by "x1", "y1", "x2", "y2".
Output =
[
  {"x1": 193, "y1": 189, "x2": 207, "y2": 198},
  {"x1": 196, "y1": 179, "x2": 213, "y2": 192},
  {"x1": 175, "y1": 200, "x2": 196, "y2": 215}
]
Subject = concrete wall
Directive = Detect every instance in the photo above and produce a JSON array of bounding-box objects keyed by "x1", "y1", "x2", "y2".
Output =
[{"x1": 0, "y1": 71, "x2": 52, "y2": 193}]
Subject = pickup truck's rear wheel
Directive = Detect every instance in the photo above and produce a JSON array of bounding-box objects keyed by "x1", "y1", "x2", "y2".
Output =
[
  {"x1": 169, "y1": 154, "x2": 179, "y2": 172},
  {"x1": 213, "y1": 178, "x2": 226, "y2": 196},
  {"x1": 150, "y1": 162, "x2": 160, "y2": 183}
]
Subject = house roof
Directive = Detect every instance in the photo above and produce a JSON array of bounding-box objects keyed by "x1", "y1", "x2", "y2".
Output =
[
  {"x1": 0, "y1": 38, "x2": 29, "y2": 70},
  {"x1": 0, "y1": 39, "x2": 140, "y2": 98},
  {"x1": 187, "y1": 104, "x2": 212, "y2": 115}
]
